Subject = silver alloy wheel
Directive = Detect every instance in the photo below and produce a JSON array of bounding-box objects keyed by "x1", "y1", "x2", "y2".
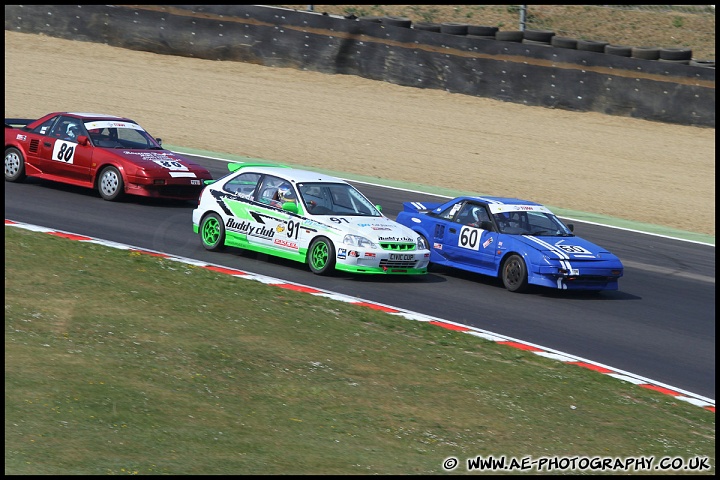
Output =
[
  {"x1": 5, "y1": 151, "x2": 20, "y2": 177},
  {"x1": 100, "y1": 169, "x2": 120, "y2": 197},
  {"x1": 4, "y1": 147, "x2": 26, "y2": 182}
]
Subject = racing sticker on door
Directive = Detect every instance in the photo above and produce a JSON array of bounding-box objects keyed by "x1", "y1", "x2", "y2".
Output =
[{"x1": 52, "y1": 140, "x2": 77, "y2": 164}]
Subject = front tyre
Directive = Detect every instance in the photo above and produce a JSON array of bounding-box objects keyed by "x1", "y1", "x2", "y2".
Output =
[
  {"x1": 200, "y1": 213, "x2": 226, "y2": 251},
  {"x1": 501, "y1": 254, "x2": 529, "y2": 292},
  {"x1": 308, "y1": 237, "x2": 336, "y2": 275},
  {"x1": 5, "y1": 147, "x2": 26, "y2": 182},
  {"x1": 98, "y1": 166, "x2": 124, "y2": 201}
]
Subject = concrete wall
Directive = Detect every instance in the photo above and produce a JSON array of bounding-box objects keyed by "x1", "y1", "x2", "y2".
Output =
[{"x1": 5, "y1": 4, "x2": 715, "y2": 127}]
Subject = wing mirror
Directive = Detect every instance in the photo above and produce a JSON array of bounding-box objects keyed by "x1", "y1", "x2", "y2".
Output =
[
  {"x1": 480, "y1": 220, "x2": 494, "y2": 231},
  {"x1": 283, "y1": 202, "x2": 299, "y2": 214},
  {"x1": 76, "y1": 135, "x2": 89, "y2": 146},
  {"x1": 566, "y1": 223, "x2": 574, "y2": 232}
]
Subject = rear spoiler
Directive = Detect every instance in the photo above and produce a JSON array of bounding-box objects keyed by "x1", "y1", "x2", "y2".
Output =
[
  {"x1": 402, "y1": 201, "x2": 442, "y2": 213},
  {"x1": 5, "y1": 118, "x2": 34, "y2": 129},
  {"x1": 227, "y1": 162, "x2": 290, "y2": 172}
]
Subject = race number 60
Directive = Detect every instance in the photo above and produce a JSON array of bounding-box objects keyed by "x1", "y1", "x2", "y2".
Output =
[{"x1": 459, "y1": 225, "x2": 481, "y2": 250}]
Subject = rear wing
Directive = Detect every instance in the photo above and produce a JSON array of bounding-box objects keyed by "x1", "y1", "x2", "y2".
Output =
[
  {"x1": 5, "y1": 118, "x2": 34, "y2": 129},
  {"x1": 227, "y1": 162, "x2": 290, "y2": 172},
  {"x1": 402, "y1": 201, "x2": 442, "y2": 213}
]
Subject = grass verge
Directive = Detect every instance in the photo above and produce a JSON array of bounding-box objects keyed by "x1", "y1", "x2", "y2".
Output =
[{"x1": 4, "y1": 227, "x2": 715, "y2": 474}]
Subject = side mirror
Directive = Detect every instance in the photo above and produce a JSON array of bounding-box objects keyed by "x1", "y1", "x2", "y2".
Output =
[
  {"x1": 156, "y1": 137, "x2": 163, "y2": 146},
  {"x1": 375, "y1": 204, "x2": 382, "y2": 213},
  {"x1": 480, "y1": 220, "x2": 494, "y2": 231},
  {"x1": 282, "y1": 202, "x2": 299, "y2": 214},
  {"x1": 76, "y1": 135, "x2": 89, "y2": 146},
  {"x1": 566, "y1": 223, "x2": 574, "y2": 232}
]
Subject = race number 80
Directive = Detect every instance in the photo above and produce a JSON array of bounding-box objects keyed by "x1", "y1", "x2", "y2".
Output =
[{"x1": 52, "y1": 141, "x2": 76, "y2": 164}]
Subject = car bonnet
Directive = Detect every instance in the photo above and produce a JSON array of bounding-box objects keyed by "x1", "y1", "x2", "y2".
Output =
[
  {"x1": 517, "y1": 234, "x2": 617, "y2": 261},
  {"x1": 340, "y1": 216, "x2": 419, "y2": 244},
  {"x1": 114, "y1": 150, "x2": 200, "y2": 169}
]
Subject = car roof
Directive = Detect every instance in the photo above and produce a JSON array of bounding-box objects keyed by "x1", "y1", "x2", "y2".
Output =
[
  {"x1": 232, "y1": 165, "x2": 348, "y2": 184},
  {"x1": 463, "y1": 195, "x2": 543, "y2": 207},
  {"x1": 63, "y1": 112, "x2": 136, "y2": 122}
]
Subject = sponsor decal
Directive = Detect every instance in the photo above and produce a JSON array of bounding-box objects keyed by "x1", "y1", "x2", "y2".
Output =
[
  {"x1": 83, "y1": 120, "x2": 144, "y2": 131},
  {"x1": 364, "y1": 252, "x2": 376, "y2": 258},
  {"x1": 378, "y1": 235, "x2": 413, "y2": 242},
  {"x1": 276, "y1": 224, "x2": 286, "y2": 233},
  {"x1": 337, "y1": 248, "x2": 347, "y2": 259},
  {"x1": 483, "y1": 237, "x2": 494, "y2": 249},
  {"x1": 357, "y1": 223, "x2": 392, "y2": 231},
  {"x1": 348, "y1": 250, "x2": 360, "y2": 258},
  {"x1": 489, "y1": 204, "x2": 552, "y2": 214},
  {"x1": 433, "y1": 242, "x2": 442, "y2": 250},
  {"x1": 390, "y1": 253, "x2": 414, "y2": 261},
  {"x1": 15, "y1": 134, "x2": 26, "y2": 141},
  {"x1": 226, "y1": 218, "x2": 275, "y2": 240},
  {"x1": 274, "y1": 238, "x2": 298, "y2": 249},
  {"x1": 122, "y1": 151, "x2": 190, "y2": 170}
]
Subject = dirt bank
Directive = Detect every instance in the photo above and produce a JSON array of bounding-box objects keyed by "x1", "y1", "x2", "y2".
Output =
[{"x1": 4, "y1": 31, "x2": 715, "y2": 235}]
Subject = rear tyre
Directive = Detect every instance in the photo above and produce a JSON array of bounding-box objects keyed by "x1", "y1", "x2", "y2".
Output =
[
  {"x1": 98, "y1": 166, "x2": 124, "y2": 201},
  {"x1": 501, "y1": 254, "x2": 529, "y2": 293},
  {"x1": 5, "y1": 147, "x2": 26, "y2": 182},
  {"x1": 308, "y1": 237, "x2": 336, "y2": 275},
  {"x1": 200, "y1": 213, "x2": 226, "y2": 251}
]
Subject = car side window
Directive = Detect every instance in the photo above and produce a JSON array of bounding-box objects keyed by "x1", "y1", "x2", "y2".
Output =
[
  {"x1": 225, "y1": 172, "x2": 261, "y2": 198},
  {"x1": 436, "y1": 202, "x2": 462, "y2": 220},
  {"x1": 32, "y1": 117, "x2": 59, "y2": 137},
  {"x1": 256, "y1": 175, "x2": 285, "y2": 204},
  {"x1": 455, "y1": 203, "x2": 476, "y2": 224},
  {"x1": 49, "y1": 116, "x2": 84, "y2": 141}
]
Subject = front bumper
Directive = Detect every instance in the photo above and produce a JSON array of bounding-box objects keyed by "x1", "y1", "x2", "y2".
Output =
[{"x1": 335, "y1": 248, "x2": 430, "y2": 275}]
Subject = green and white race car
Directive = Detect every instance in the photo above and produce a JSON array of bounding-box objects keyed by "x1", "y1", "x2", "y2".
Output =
[{"x1": 192, "y1": 163, "x2": 430, "y2": 275}]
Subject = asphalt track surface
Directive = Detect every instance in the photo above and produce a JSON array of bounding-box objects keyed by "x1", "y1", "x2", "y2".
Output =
[{"x1": 4, "y1": 149, "x2": 715, "y2": 403}]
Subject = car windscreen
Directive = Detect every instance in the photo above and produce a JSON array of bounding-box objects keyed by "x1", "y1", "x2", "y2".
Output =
[
  {"x1": 84, "y1": 120, "x2": 161, "y2": 149},
  {"x1": 298, "y1": 182, "x2": 381, "y2": 216},
  {"x1": 492, "y1": 210, "x2": 573, "y2": 236}
]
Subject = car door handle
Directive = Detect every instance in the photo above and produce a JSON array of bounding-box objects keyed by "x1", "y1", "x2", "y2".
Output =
[
  {"x1": 449, "y1": 228, "x2": 457, "y2": 233},
  {"x1": 44, "y1": 142, "x2": 51, "y2": 147}
]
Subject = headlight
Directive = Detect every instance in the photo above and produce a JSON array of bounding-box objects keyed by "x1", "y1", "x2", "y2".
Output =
[
  {"x1": 417, "y1": 235, "x2": 429, "y2": 250},
  {"x1": 343, "y1": 234, "x2": 377, "y2": 249}
]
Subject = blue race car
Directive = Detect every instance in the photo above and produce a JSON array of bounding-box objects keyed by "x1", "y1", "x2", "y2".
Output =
[{"x1": 395, "y1": 196, "x2": 624, "y2": 292}]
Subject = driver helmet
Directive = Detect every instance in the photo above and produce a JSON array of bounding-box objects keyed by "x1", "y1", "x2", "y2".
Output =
[
  {"x1": 66, "y1": 122, "x2": 80, "y2": 139},
  {"x1": 276, "y1": 183, "x2": 296, "y2": 204},
  {"x1": 471, "y1": 206, "x2": 483, "y2": 223}
]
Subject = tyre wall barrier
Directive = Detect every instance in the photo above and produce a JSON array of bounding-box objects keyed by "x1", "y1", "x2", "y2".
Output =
[{"x1": 5, "y1": 4, "x2": 715, "y2": 128}]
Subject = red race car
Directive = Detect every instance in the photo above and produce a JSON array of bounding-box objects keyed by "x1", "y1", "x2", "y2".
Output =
[{"x1": 4, "y1": 112, "x2": 213, "y2": 201}]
